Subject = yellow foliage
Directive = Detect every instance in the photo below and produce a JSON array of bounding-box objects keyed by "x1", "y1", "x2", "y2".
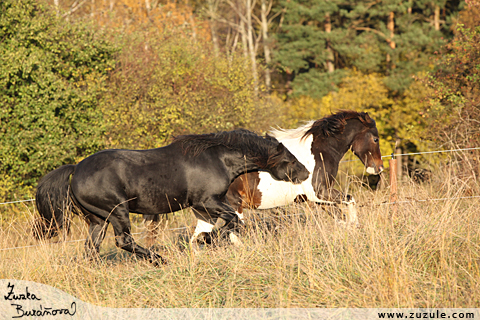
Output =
[
  {"x1": 281, "y1": 70, "x2": 433, "y2": 157},
  {"x1": 101, "y1": 32, "x2": 274, "y2": 150}
]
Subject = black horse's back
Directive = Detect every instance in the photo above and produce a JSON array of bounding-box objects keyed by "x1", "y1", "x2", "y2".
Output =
[
  {"x1": 34, "y1": 164, "x2": 76, "y2": 239},
  {"x1": 71, "y1": 146, "x2": 190, "y2": 215}
]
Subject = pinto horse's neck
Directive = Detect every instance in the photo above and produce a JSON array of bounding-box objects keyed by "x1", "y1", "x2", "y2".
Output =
[{"x1": 312, "y1": 119, "x2": 364, "y2": 172}]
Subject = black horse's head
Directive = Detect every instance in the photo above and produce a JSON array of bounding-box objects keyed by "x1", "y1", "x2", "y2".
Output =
[
  {"x1": 350, "y1": 113, "x2": 384, "y2": 174},
  {"x1": 265, "y1": 136, "x2": 310, "y2": 184}
]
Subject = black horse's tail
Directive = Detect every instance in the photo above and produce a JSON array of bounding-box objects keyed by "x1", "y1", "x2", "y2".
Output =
[{"x1": 34, "y1": 164, "x2": 76, "y2": 239}]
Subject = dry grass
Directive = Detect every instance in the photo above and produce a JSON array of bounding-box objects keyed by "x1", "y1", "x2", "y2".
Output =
[{"x1": 0, "y1": 166, "x2": 479, "y2": 308}]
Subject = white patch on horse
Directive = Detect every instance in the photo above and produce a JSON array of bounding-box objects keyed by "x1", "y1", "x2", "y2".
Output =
[
  {"x1": 255, "y1": 134, "x2": 327, "y2": 208},
  {"x1": 366, "y1": 166, "x2": 377, "y2": 175},
  {"x1": 237, "y1": 212, "x2": 245, "y2": 223}
]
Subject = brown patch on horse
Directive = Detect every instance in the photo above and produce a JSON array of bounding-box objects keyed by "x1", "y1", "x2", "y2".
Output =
[{"x1": 226, "y1": 173, "x2": 262, "y2": 214}]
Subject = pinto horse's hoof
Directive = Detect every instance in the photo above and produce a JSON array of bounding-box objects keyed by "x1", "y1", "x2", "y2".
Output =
[
  {"x1": 228, "y1": 232, "x2": 244, "y2": 247},
  {"x1": 148, "y1": 251, "x2": 167, "y2": 266}
]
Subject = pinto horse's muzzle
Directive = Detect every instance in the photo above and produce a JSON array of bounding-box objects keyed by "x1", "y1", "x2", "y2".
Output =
[{"x1": 366, "y1": 164, "x2": 384, "y2": 175}]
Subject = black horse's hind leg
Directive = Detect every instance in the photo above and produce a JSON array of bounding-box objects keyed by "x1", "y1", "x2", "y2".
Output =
[
  {"x1": 108, "y1": 206, "x2": 166, "y2": 266},
  {"x1": 84, "y1": 213, "x2": 109, "y2": 260}
]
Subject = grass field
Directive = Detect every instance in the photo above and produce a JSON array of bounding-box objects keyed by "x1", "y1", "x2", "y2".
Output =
[{"x1": 0, "y1": 165, "x2": 479, "y2": 308}]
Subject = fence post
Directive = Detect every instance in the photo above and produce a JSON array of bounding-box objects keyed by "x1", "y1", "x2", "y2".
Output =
[
  {"x1": 389, "y1": 154, "x2": 398, "y2": 216},
  {"x1": 395, "y1": 139, "x2": 402, "y2": 182}
]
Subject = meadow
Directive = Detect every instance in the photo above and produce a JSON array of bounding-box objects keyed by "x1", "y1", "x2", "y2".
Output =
[{"x1": 0, "y1": 162, "x2": 479, "y2": 308}]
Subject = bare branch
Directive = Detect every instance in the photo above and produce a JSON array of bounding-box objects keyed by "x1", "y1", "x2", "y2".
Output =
[
  {"x1": 355, "y1": 27, "x2": 390, "y2": 42},
  {"x1": 62, "y1": 0, "x2": 88, "y2": 17}
]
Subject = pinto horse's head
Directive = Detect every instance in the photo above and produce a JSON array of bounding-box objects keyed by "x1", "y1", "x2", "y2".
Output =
[
  {"x1": 350, "y1": 114, "x2": 384, "y2": 174},
  {"x1": 266, "y1": 140, "x2": 310, "y2": 184}
]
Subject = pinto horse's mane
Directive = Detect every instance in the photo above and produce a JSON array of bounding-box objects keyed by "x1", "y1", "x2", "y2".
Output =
[
  {"x1": 173, "y1": 129, "x2": 284, "y2": 168},
  {"x1": 270, "y1": 110, "x2": 375, "y2": 141}
]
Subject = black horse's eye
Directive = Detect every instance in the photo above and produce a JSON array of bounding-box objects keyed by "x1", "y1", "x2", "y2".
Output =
[{"x1": 374, "y1": 138, "x2": 379, "y2": 143}]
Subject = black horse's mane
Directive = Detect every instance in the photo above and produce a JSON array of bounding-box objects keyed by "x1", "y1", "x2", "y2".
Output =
[
  {"x1": 303, "y1": 110, "x2": 376, "y2": 139},
  {"x1": 173, "y1": 129, "x2": 284, "y2": 168}
]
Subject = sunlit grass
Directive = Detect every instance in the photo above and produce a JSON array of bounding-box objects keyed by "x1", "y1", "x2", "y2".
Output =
[{"x1": 0, "y1": 166, "x2": 479, "y2": 308}]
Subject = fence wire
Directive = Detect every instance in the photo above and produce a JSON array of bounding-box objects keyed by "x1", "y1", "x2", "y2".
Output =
[
  {"x1": 1, "y1": 146, "x2": 478, "y2": 206},
  {"x1": 1, "y1": 146, "x2": 479, "y2": 252}
]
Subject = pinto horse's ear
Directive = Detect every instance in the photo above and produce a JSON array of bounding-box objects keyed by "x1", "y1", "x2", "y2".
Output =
[{"x1": 276, "y1": 143, "x2": 285, "y2": 152}]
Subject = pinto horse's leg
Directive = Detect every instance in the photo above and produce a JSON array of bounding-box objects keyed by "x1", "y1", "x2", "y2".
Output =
[
  {"x1": 192, "y1": 200, "x2": 243, "y2": 247},
  {"x1": 108, "y1": 205, "x2": 166, "y2": 266},
  {"x1": 315, "y1": 188, "x2": 358, "y2": 225},
  {"x1": 342, "y1": 195, "x2": 358, "y2": 225},
  {"x1": 189, "y1": 218, "x2": 214, "y2": 251}
]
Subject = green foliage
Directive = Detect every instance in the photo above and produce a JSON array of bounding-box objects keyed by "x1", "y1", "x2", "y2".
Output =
[
  {"x1": 0, "y1": 0, "x2": 117, "y2": 186},
  {"x1": 274, "y1": 0, "x2": 458, "y2": 97},
  {"x1": 103, "y1": 32, "x2": 275, "y2": 149}
]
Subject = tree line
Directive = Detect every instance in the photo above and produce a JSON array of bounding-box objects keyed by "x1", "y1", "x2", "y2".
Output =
[{"x1": 0, "y1": 0, "x2": 478, "y2": 198}]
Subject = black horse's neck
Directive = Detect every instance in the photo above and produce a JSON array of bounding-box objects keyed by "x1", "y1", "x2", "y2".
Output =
[{"x1": 222, "y1": 151, "x2": 264, "y2": 182}]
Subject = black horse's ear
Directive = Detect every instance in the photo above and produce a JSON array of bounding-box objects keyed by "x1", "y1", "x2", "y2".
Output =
[
  {"x1": 265, "y1": 133, "x2": 277, "y2": 142},
  {"x1": 276, "y1": 143, "x2": 285, "y2": 152}
]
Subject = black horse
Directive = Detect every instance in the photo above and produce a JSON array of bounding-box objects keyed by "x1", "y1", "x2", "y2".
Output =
[{"x1": 34, "y1": 129, "x2": 309, "y2": 265}]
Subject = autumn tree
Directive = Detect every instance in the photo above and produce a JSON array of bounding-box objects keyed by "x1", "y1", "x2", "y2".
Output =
[
  {"x1": 102, "y1": 30, "x2": 277, "y2": 150},
  {"x1": 425, "y1": 4, "x2": 480, "y2": 149}
]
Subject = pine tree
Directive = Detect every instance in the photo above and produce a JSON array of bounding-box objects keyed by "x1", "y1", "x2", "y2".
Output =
[{"x1": 274, "y1": 0, "x2": 462, "y2": 97}]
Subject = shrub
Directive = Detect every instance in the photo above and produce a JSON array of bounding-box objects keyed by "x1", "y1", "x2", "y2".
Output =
[
  {"x1": 0, "y1": 0, "x2": 116, "y2": 186},
  {"x1": 102, "y1": 32, "x2": 276, "y2": 149}
]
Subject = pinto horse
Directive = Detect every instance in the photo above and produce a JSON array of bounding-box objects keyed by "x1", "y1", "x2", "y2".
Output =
[
  {"x1": 34, "y1": 129, "x2": 309, "y2": 266},
  {"x1": 190, "y1": 111, "x2": 384, "y2": 242}
]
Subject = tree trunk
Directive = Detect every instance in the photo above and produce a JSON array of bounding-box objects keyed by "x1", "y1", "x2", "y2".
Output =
[
  {"x1": 54, "y1": 0, "x2": 60, "y2": 16},
  {"x1": 325, "y1": 13, "x2": 334, "y2": 73},
  {"x1": 434, "y1": 4, "x2": 440, "y2": 31},
  {"x1": 240, "y1": 19, "x2": 249, "y2": 59},
  {"x1": 207, "y1": 0, "x2": 220, "y2": 57},
  {"x1": 145, "y1": 0, "x2": 151, "y2": 14},
  {"x1": 260, "y1": 0, "x2": 271, "y2": 91},
  {"x1": 91, "y1": 0, "x2": 95, "y2": 18},
  {"x1": 189, "y1": 14, "x2": 197, "y2": 41},
  {"x1": 386, "y1": 11, "x2": 396, "y2": 70},
  {"x1": 246, "y1": 0, "x2": 259, "y2": 95}
]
